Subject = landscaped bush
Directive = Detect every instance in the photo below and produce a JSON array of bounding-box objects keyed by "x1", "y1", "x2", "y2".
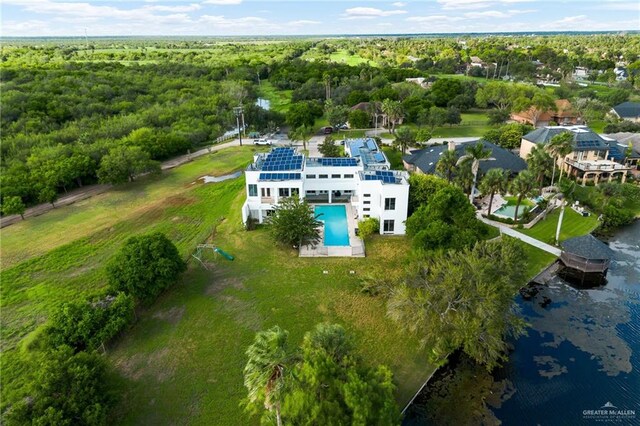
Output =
[{"x1": 358, "y1": 217, "x2": 379, "y2": 240}]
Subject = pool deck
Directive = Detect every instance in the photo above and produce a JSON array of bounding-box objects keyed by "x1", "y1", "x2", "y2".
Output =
[{"x1": 299, "y1": 203, "x2": 365, "y2": 257}]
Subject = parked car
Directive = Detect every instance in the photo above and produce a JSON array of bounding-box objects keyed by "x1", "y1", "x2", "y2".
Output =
[
  {"x1": 322, "y1": 126, "x2": 333, "y2": 134},
  {"x1": 254, "y1": 138, "x2": 272, "y2": 145}
]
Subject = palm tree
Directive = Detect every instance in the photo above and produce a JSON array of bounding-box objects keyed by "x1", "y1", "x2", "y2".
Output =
[
  {"x1": 545, "y1": 131, "x2": 574, "y2": 186},
  {"x1": 244, "y1": 326, "x2": 293, "y2": 426},
  {"x1": 436, "y1": 149, "x2": 458, "y2": 182},
  {"x1": 394, "y1": 126, "x2": 416, "y2": 155},
  {"x1": 509, "y1": 170, "x2": 536, "y2": 224},
  {"x1": 456, "y1": 142, "x2": 493, "y2": 202},
  {"x1": 381, "y1": 99, "x2": 403, "y2": 134},
  {"x1": 527, "y1": 144, "x2": 554, "y2": 193},
  {"x1": 290, "y1": 125, "x2": 313, "y2": 152},
  {"x1": 479, "y1": 168, "x2": 507, "y2": 216}
]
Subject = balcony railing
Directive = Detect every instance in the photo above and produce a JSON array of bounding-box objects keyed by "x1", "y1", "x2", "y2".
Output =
[{"x1": 565, "y1": 158, "x2": 628, "y2": 172}]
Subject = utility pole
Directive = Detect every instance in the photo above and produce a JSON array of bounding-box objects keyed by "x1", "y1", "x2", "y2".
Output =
[{"x1": 233, "y1": 106, "x2": 244, "y2": 146}]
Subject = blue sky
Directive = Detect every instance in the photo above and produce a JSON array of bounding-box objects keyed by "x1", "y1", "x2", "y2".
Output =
[{"x1": 1, "y1": 0, "x2": 638, "y2": 37}]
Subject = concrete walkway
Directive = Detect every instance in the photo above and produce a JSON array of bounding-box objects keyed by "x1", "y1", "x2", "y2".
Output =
[
  {"x1": 478, "y1": 215, "x2": 562, "y2": 256},
  {"x1": 0, "y1": 138, "x2": 243, "y2": 228}
]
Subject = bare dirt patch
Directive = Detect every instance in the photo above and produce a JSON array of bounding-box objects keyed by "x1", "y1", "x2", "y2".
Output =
[
  {"x1": 115, "y1": 347, "x2": 177, "y2": 383},
  {"x1": 205, "y1": 271, "x2": 245, "y2": 296},
  {"x1": 152, "y1": 306, "x2": 186, "y2": 325}
]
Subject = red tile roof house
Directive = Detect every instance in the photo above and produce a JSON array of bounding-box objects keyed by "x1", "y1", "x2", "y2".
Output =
[{"x1": 511, "y1": 99, "x2": 583, "y2": 128}]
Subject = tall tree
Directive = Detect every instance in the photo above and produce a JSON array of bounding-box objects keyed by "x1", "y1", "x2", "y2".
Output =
[
  {"x1": 284, "y1": 324, "x2": 400, "y2": 425},
  {"x1": 456, "y1": 142, "x2": 492, "y2": 202},
  {"x1": 1, "y1": 195, "x2": 26, "y2": 220},
  {"x1": 527, "y1": 144, "x2": 554, "y2": 193},
  {"x1": 387, "y1": 237, "x2": 527, "y2": 370},
  {"x1": 97, "y1": 145, "x2": 160, "y2": 184},
  {"x1": 381, "y1": 99, "x2": 403, "y2": 134},
  {"x1": 244, "y1": 326, "x2": 293, "y2": 426},
  {"x1": 393, "y1": 126, "x2": 416, "y2": 155},
  {"x1": 107, "y1": 232, "x2": 186, "y2": 305},
  {"x1": 545, "y1": 131, "x2": 574, "y2": 186},
  {"x1": 510, "y1": 170, "x2": 536, "y2": 223},
  {"x1": 479, "y1": 168, "x2": 507, "y2": 216},
  {"x1": 435, "y1": 149, "x2": 458, "y2": 183},
  {"x1": 269, "y1": 197, "x2": 321, "y2": 248}
]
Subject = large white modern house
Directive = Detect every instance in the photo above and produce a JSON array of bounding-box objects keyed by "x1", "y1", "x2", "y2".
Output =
[{"x1": 241, "y1": 139, "x2": 409, "y2": 241}]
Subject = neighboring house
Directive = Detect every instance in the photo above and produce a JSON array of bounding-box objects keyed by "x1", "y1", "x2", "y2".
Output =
[
  {"x1": 405, "y1": 77, "x2": 431, "y2": 89},
  {"x1": 614, "y1": 66, "x2": 628, "y2": 81},
  {"x1": 469, "y1": 56, "x2": 485, "y2": 68},
  {"x1": 510, "y1": 99, "x2": 582, "y2": 128},
  {"x1": 519, "y1": 125, "x2": 631, "y2": 185},
  {"x1": 609, "y1": 102, "x2": 640, "y2": 123},
  {"x1": 349, "y1": 102, "x2": 403, "y2": 128},
  {"x1": 572, "y1": 66, "x2": 589, "y2": 80},
  {"x1": 403, "y1": 140, "x2": 527, "y2": 176},
  {"x1": 242, "y1": 139, "x2": 409, "y2": 235}
]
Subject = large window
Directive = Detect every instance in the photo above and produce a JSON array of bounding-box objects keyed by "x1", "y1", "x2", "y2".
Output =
[
  {"x1": 261, "y1": 188, "x2": 271, "y2": 197},
  {"x1": 248, "y1": 184, "x2": 257, "y2": 197},
  {"x1": 383, "y1": 220, "x2": 395, "y2": 233},
  {"x1": 307, "y1": 174, "x2": 316, "y2": 179},
  {"x1": 279, "y1": 188, "x2": 290, "y2": 197},
  {"x1": 384, "y1": 197, "x2": 396, "y2": 210}
]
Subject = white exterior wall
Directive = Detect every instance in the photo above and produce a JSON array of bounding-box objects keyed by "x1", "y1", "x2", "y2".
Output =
[
  {"x1": 355, "y1": 180, "x2": 408, "y2": 235},
  {"x1": 243, "y1": 170, "x2": 303, "y2": 224},
  {"x1": 302, "y1": 166, "x2": 360, "y2": 198}
]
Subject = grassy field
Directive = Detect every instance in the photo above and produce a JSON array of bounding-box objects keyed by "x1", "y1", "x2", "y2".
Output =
[
  {"x1": 257, "y1": 81, "x2": 292, "y2": 114},
  {"x1": 1, "y1": 146, "x2": 436, "y2": 424},
  {"x1": 329, "y1": 49, "x2": 377, "y2": 66},
  {"x1": 520, "y1": 207, "x2": 600, "y2": 246}
]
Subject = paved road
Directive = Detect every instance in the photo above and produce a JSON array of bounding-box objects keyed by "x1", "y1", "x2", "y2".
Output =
[
  {"x1": 0, "y1": 138, "x2": 243, "y2": 229},
  {"x1": 478, "y1": 215, "x2": 562, "y2": 256}
]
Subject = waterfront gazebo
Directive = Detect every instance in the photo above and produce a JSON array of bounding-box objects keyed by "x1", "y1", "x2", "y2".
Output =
[{"x1": 559, "y1": 234, "x2": 614, "y2": 286}]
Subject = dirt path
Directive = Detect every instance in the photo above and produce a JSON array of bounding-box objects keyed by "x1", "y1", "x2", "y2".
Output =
[{"x1": 0, "y1": 139, "x2": 241, "y2": 229}]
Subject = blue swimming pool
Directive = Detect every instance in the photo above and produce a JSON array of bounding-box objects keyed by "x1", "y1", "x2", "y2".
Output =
[{"x1": 315, "y1": 205, "x2": 350, "y2": 246}]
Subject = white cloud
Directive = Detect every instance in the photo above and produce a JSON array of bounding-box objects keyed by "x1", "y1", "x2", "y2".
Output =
[
  {"x1": 438, "y1": 0, "x2": 530, "y2": 10},
  {"x1": 406, "y1": 15, "x2": 464, "y2": 23},
  {"x1": 288, "y1": 20, "x2": 321, "y2": 25},
  {"x1": 144, "y1": 4, "x2": 201, "y2": 13},
  {"x1": 464, "y1": 9, "x2": 534, "y2": 18},
  {"x1": 392, "y1": 2, "x2": 407, "y2": 6},
  {"x1": 202, "y1": 0, "x2": 242, "y2": 4},
  {"x1": 344, "y1": 7, "x2": 407, "y2": 17}
]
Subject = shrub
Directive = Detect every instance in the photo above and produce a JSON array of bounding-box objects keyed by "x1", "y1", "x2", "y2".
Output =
[
  {"x1": 358, "y1": 217, "x2": 380, "y2": 240},
  {"x1": 269, "y1": 197, "x2": 321, "y2": 248},
  {"x1": 44, "y1": 293, "x2": 135, "y2": 353}
]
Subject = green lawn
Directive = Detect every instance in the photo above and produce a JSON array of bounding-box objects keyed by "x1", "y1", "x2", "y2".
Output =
[
  {"x1": 1, "y1": 146, "x2": 435, "y2": 424},
  {"x1": 518, "y1": 242, "x2": 558, "y2": 279},
  {"x1": 587, "y1": 119, "x2": 607, "y2": 134},
  {"x1": 257, "y1": 81, "x2": 292, "y2": 114},
  {"x1": 329, "y1": 49, "x2": 377, "y2": 66},
  {"x1": 382, "y1": 146, "x2": 404, "y2": 169},
  {"x1": 520, "y1": 207, "x2": 600, "y2": 246}
]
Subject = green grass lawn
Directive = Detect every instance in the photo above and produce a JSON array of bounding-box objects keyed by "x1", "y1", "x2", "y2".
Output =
[
  {"x1": 1, "y1": 146, "x2": 435, "y2": 424},
  {"x1": 257, "y1": 81, "x2": 292, "y2": 114},
  {"x1": 329, "y1": 49, "x2": 377, "y2": 66},
  {"x1": 518, "y1": 242, "x2": 558, "y2": 279},
  {"x1": 587, "y1": 119, "x2": 607, "y2": 134},
  {"x1": 382, "y1": 146, "x2": 404, "y2": 169},
  {"x1": 520, "y1": 207, "x2": 600, "y2": 246},
  {"x1": 504, "y1": 196, "x2": 535, "y2": 208}
]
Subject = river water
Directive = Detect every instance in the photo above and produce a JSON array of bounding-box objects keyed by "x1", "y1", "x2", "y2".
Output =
[{"x1": 405, "y1": 221, "x2": 640, "y2": 425}]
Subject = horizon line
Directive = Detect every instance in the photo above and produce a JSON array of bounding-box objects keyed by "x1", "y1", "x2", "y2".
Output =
[{"x1": 2, "y1": 30, "x2": 639, "y2": 39}]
